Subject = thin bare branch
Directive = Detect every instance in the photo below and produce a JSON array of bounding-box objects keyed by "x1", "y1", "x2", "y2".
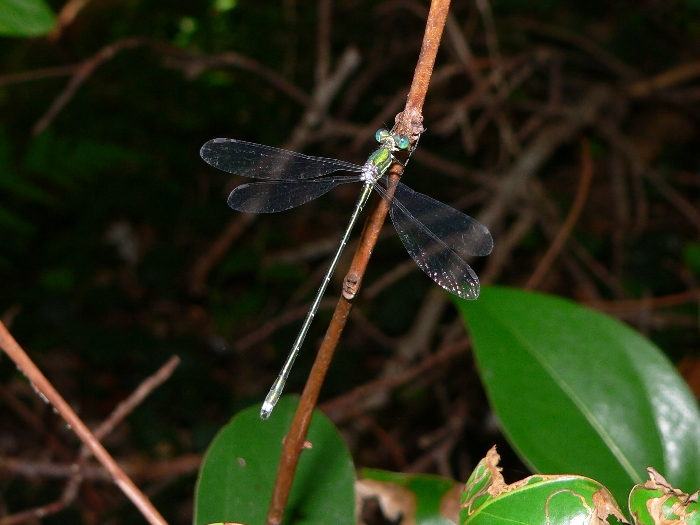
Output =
[
  {"x1": 320, "y1": 338, "x2": 469, "y2": 423},
  {"x1": 33, "y1": 38, "x2": 144, "y2": 135},
  {"x1": 525, "y1": 139, "x2": 594, "y2": 290},
  {"x1": 0, "y1": 321, "x2": 168, "y2": 525}
]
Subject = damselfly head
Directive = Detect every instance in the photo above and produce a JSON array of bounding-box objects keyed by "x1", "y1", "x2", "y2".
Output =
[{"x1": 375, "y1": 129, "x2": 410, "y2": 151}]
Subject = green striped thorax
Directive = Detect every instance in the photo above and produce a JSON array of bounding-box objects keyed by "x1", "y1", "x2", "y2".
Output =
[{"x1": 361, "y1": 129, "x2": 410, "y2": 183}]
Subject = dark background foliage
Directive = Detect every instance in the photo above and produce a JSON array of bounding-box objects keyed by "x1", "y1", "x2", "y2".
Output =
[{"x1": 1, "y1": 0, "x2": 700, "y2": 523}]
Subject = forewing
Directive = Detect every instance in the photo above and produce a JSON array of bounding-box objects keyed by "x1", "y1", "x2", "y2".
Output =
[
  {"x1": 201, "y1": 139, "x2": 362, "y2": 180},
  {"x1": 393, "y1": 182, "x2": 493, "y2": 256},
  {"x1": 228, "y1": 178, "x2": 355, "y2": 213}
]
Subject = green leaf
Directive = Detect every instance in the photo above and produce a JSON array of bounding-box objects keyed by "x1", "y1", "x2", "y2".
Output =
[
  {"x1": 194, "y1": 395, "x2": 355, "y2": 525},
  {"x1": 629, "y1": 468, "x2": 700, "y2": 525},
  {"x1": 454, "y1": 286, "x2": 700, "y2": 506},
  {"x1": 359, "y1": 468, "x2": 461, "y2": 525},
  {"x1": 461, "y1": 447, "x2": 627, "y2": 525},
  {"x1": 0, "y1": 0, "x2": 55, "y2": 37}
]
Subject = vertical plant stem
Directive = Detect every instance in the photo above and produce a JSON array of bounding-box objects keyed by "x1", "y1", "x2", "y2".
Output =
[
  {"x1": 265, "y1": 0, "x2": 452, "y2": 523},
  {"x1": 400, "y1": 0, "x2": 452, "y2": 134}
]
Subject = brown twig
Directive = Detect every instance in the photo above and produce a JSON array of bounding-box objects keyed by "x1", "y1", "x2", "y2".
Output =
[
  {"x1": 160, "y1": 45, "x2": 317, "y2": 109},
  {"x1": 0, "y1": 454, "x2": 201, "y2": 483},
  {"x1": 597, "y1": 121, "x2": 700, "y2": 233},
  {"x1": 0, "y1": 382, "x2": 45, "y2": 435},
  {"x1": 92, "y1": 355, "x2": 180, "y2": 444},
  {"x1": 395, "y1": 287, "x2": 448, "y2": 361},
  {"x1": 0, "y1": 65, "x2": 79, "y2": 86},
  {"x1": 352, "y1": 410, "x2": 407, "y2": 469},
  {"x1": 32, "y1": 37, "x2": 145, "y2": 136},
  {"x1": 23, "y1": 37, "x2": 327, "y2": 139},
  {"x1": 529, "y1": 180, "x2": 629, "y2": 299},
  {"x1": 399, "y1": 0, "x2": 451, "y2": 137},
  {"x1": 410, "y1": 146, "x2": 470, "y2": 178},
  {"x1": 525, "y1": 138, "x2": 594, "y2": 290},
  {"x1": 643, "y1": 168, "x2": 700, "y2": 232},
  {"x1": 514, "y1": 18, "x2": 639, "y2": 80},
  {"x1": 609, "y1": 153, "x2": 631, "y2": 274},
  {"x1": 0, "y1": 498, "x2": 70, "y2": 525},
  {"x1": 319, "y1": 338, "x2": 469, "y2": 424},
  {"x1": 478, "y1": 207, "x2": 536, "y2": 285},
  {"x1": 0, "y1": 356, "x2": 179, "y2": 525},
  {"x1": 476, "y1": 84, "x2": 610, "y2": 231},
  {"x1": 190, "y1": 213, "x2": 256, "y2": 296},
  {"x1": 362, "y1": 255, "x2": 420, "y2": 299},
  {"x1": 265, "y1": 1, "x2": 451, "y2": 523},
  {"x1": 585, "y1": 288, "x2": 700, "y2": 313},
  {"x1": 285, "y1": 45, "x2": 362, "y2": 150},
  {"x1": 234, "y1": 298, "x2": 337, "y2": 352},
  {"x1": 348, "y1": 307, "x2": 401, "y2": 349},
  {"x1": 235, "y1": 296, "x2": 398, "y2": 353},
  {"x1": 315, "y1": 0, "x2": 332, "y2": 84},
  {"x1": 406, "y1": 398, "x2": 467, "y2": 475},
  {"x1": 49, "y1": 0, "x2": 92, "y2": 40},
  {"x1": 265, "y1": 234, "x2": 348, "y2": 267},
  {"x1": 430, "y1": 50, "x2": 527, "y2": 137},
  {"x1": 627, "y1": 60, "x2": 700, "y2": 97},
  {"x1": 474, "y1": 0, "x2": 523, "y2": 159},
  {"x1": 443, "y1": 9, "x2": 522, "y2": 158},
  {"x1": 0, "y1": 462, "x2": 82, "y2": 525},
  {"x1": 0, "y1": 321, "x2": 168, "y2": 525}
]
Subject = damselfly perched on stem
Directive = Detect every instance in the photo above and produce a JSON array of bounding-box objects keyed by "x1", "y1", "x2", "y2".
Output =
[{"x1": 200, "y1": 129, "x2": 493, "y2": 419}]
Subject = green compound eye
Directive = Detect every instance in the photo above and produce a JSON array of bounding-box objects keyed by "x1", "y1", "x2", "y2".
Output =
[
  {"x1": 396, "y1": 134, "x2": 410, "y2": 150},
  {"x1": 375, "y1": 129, "x2": 390, "y2": 143}
]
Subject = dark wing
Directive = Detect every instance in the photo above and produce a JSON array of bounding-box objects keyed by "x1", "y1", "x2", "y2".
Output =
[
  {"x1": 228, "y1": 177, "x2": 357, "y2": 213},
  {"x1": 374, "y1": 181, "x2": 492, "y2": 299},
  {"x1": 201, "y1": 138, "x2": 362, "y2": 180},
  {"x1": 392, "y1": 182, "x2": 493, "y2": 257}
]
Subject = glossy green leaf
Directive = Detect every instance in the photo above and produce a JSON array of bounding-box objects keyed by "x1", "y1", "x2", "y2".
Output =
[
  {"x1": 629, "y1": 468, "x2": 700, "y2": 525},
  {"x1": 194, "y1": 396, "x2": 355, "y2": 525},
  {"x1": 0, "y1": 0, "x2": 55, "y2": 36},
  {"x1": 454, "y1": 286, "x2": 700, "y2": 505},
  {"x1": 461, "y1": 447, "x2": 627, "y2": 525},
  {"x1": 359, "y1": 468, "x2": 461, "y2": 525}
]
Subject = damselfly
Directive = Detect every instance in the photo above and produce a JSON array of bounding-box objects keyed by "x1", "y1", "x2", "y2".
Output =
[{"x1": 200, "y1": 129, "x2": 493, "y2": 419}]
